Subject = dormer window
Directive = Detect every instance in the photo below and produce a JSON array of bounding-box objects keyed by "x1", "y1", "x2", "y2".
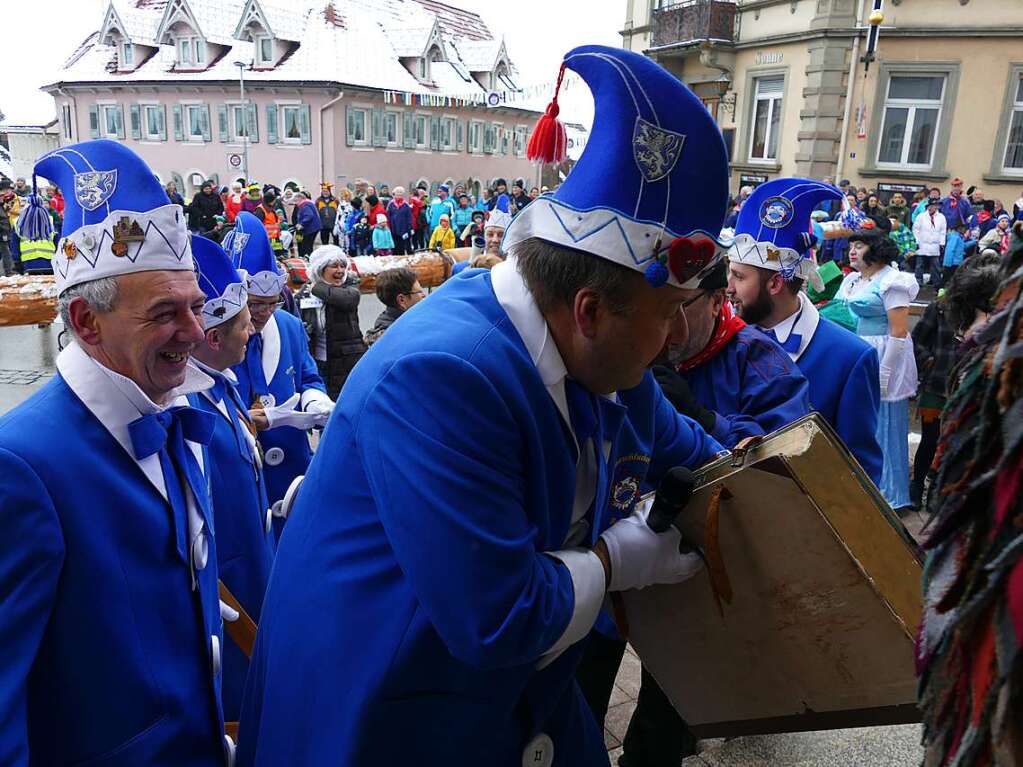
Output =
[
  {"x1": 255, "y1": 34, "x2": 274, "y2": 66},
  {"x1": 120, "y1": 40, "x2": 134, "y2": 68},
  {"x1": 177, "y1": 35, "x2": 205, "y2": 67}
]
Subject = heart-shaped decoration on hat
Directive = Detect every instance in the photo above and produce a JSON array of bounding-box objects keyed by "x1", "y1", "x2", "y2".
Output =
[{"x1": 667, "y1": 237, "x2": 717, "y2": 284}]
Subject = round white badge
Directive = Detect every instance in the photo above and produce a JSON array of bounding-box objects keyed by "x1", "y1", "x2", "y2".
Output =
[
  {"x1": 521, "y1": 733, "x2": 554, "y2": 767},
  {"x1": 259, "y1": 394, "x2": 276, "y2": 409},
  {"x1": 264, "y1": 447, "x2": 285, "y2": 466}
]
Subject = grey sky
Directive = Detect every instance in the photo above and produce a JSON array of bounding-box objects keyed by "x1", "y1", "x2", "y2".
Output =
[{"x1": 1, "y1": 0, "x2": 622, "y2": 126}]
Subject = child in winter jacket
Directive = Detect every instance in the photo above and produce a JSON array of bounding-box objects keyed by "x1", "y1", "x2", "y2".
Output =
[
  {"x1": 428, "y1": 214, "x2": 456, "y2": 252},
  {"x1": 372, "y1": 213, "x2": 395, "y2": 256},
  {"x1": 941, "y1": 224, "x2": 976, "y2": 288},
  {"x1": 352, "y1": 214, "x2": 373, "y2": 255}
]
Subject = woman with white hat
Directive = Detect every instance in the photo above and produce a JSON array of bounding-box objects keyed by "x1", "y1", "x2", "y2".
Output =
[{"x1": 305, "y1": 246, "x2": 365, "y2": 398}]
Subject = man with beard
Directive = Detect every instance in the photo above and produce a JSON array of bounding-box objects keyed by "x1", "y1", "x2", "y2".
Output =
[{"x1": 727, "y1": 177, "x2": 882, "y2": 484}]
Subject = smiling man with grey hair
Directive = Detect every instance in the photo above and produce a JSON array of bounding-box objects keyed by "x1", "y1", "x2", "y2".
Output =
[{"x1": 0, "y1": 140, "x2": 232, "y2": 765}]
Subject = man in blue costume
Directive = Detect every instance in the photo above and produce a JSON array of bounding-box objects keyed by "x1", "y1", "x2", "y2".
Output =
[
  {"x1": 0, "y1": 140, "x2": 231, "y2": 765},
  {"x1": 188, "y1": 235, "x2": 275, "y2": 724},
  {"x1": 224, "y1": 211, "x2": 332, "y2": 508},
  {"x1": 577, "y1": 258, "x2": 811, "y2": 767},
  {"x1": 238, "y1": 45, "x2": 730, "y2": 767},
  {"x1": 727, "y1": 177, "x2": 883, "y2": 484}
]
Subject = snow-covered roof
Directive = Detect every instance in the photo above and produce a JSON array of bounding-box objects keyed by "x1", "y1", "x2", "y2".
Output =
[{"x1": 52, "y1": 0, "x2": 527, "y2": 103}]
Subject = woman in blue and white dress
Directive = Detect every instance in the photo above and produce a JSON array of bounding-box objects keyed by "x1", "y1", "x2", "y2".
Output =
[{"x1": 837, "y1": 229, "x2": 919, "y2": 511}]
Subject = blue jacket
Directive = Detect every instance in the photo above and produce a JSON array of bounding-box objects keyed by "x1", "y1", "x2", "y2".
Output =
[
  {"x1": 191, "y1": 371, "x2": 275, "y2": 722},
  {"x1": 942, "y1": 231, "x2": 975, "y2": 267},
  {"x1": 684, "y1": 325, "x2": 811, "y2": 448},
  {"x1": 0, "y1": 359, "x2": 225, "y2": 765},
  {"x1": 293, "y1": 201, "x2": 321, "y2": 236},
  {"x1": 386, "y1": 200, "x2": 413, "y2": 241},
  {"x1": 427, "y1": 196, "x2": 455, "y2": 229},
  {"x1": 796, "y1": 315, "x2": 883, "y2": 485},
  {"x1": 940, "y1": 196, "x2": 972, "y2": 229},
  {"x1": 232, "y1": 310, "x2": 327, "y2": 505},
  {"x1": 237, "y1": 269, "x2": 721, "y2": 767}
]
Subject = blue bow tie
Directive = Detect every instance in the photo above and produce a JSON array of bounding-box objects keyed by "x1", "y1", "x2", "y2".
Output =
[
  {"x1": 128, "y1": 406, "x2": 216, "y2": 461},
  {"x1": 764, "y1": 328, "x2": 803, "y2": 354}
]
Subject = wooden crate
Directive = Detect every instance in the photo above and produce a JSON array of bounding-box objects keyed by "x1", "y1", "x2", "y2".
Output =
[{"x1": 0, "y1": 276, "x2": 58, "y2": 326}]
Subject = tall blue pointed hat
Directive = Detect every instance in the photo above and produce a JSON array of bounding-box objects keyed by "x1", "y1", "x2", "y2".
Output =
[
  {"x1": 191, "y1": 235, "x2": 247, "y2": 330},
  {"x1": 502, "y1": 44, "x2": 730, "y2": 289},
  {"x1": 222, "y1": 211, "x2": 285, "y2": 298},
  {"x1": 727, "y1": 177, "x2": 843, "y2": 291},
  {"x1": 33, "y1": 139, "x2": 192, "y2": 295}
]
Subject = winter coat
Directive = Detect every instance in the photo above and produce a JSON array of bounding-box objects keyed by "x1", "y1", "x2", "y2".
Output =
[
  {"x1": 942, "y1": 231, "x2": 975, "y2": 267},
  {"x1": 912, "y1": 210, "x2": 947, "y2": 256},
  {"x1": 886, "y1": 204, "x2": 911, "y2": 228},
  {"x1": 365, "y1": 305, "x2": 403, "y2": 346},
  {"x1": 368, "y1": 203, "x2": 387, "y2": 228},
  {"x1": 225, "y1": 194, "x2": 244, "y2": 223},
  {"x1": 317, "y1": 196, "x2": 338, "y2": 231},
  {"x1": 978, "y1": 226, "x2": 1010, "y2": 254},
  {"x1": 372, "y1": 226, "x2": 395, "y2": 251},
  {"x1": 428, "y1": 225, "x2": 456, "y2": 251},
  {"x1": 427, "y1": 197, "x2": 455, "y2": 229},
  {"x1": 241, "y1": 196, "x2": 260, "y2": 214},
  {"x1": 188, "y1": 191, "x2": 224, "y2": 232},
  {"x1": 940, "y1": 195, "x2": 973, "y2": 229},
  {"x1": 292, "y1": 199, "x2": 321, "y2": 236},
  {"x1": 386, "y1": 200, "x2": 414, "y2": 243},
  {"x1": 451, "y1": 205, "x2": 474, "y2": 234},
  {"x1": 410, "y1": 196, "x2": 427, "y2": 231},
  {"x1": 309, "y1": 279, "x2": 366, "y2": 399}
]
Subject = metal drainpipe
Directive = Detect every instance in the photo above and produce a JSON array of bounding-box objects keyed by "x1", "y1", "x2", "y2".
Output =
[
  {"x1": 319, "y1": 90, "x2": 345, "y2": 185},
  {"x1": 835, "y1": 0, "x2": 866, "y2": 181}
]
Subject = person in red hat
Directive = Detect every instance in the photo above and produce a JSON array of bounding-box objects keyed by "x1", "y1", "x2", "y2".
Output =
[{"x1": 940, "y1": 177, "x2": 973, "y2": 229}]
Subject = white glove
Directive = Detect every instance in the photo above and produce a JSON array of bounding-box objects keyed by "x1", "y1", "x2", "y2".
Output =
[
  {"x1": 264, "y1": 393, "x2": 321, "y2": 430},
  {"x1": 599, "y1": 506, "x2": 704, "y2": 593},
  {"x1": 880, "y1": 336, "x2": 910, "y2": 400},
  {"x1": 304, "y1": 397, "x2": 334, "y2": 427},
  {"x1": 219, "y1": 599, "x2": 239, "y2": 623}
]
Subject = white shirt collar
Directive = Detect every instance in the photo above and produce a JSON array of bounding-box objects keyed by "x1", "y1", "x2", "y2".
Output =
[
  {"x1": 190, "y1": 357, "x2": 239, "y2": 385},
  {"x1": 758, "y1": 292, "x2": 820, "y2": 362},
  {"x1": 58, "y1": 341, "x2": 212, "y2": 456}
]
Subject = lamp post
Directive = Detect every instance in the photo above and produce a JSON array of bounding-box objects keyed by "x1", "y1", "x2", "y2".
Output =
[{"x1": 233, "y1": 60, "x2": 250, "y2": 183}]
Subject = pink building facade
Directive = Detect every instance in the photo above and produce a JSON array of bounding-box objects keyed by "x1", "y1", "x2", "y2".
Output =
[{"x1": 46, "y1": 0, "x2": 541, "y2": 199}]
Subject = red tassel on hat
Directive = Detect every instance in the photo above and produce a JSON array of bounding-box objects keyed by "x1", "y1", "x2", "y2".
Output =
[{"x1": 527, "y1": 63, "x2": 568, "y2": 165}]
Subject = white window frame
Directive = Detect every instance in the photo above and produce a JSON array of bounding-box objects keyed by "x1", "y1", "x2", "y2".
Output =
[
  {"x1": 279, "y1": 103, "x2": 303, "y2": 145},
  {"x1": 255, "y1": 34, "x2": 274, "y2": 66},
  {"x1": 1002, "y1": 74, "x2": 1023, "y2": 174},
  {"x1": 228, "y1": 102, "x2": 249, "y2": 143},
  {"x1": 383, "y1": 109, "x2": 401, "y2": 148},
  {"x1": 120, "y1": 40, "x2": 134, "y2": 68},
  {"x1": 349, "y1": 106, "x2": 369, "y2": 148},
  {"x1": 748, "y1": 75, "x2": 783, "y2": 163},
  {"x1": 514, "y1": 125, "x2": 528, "y2": 158},
  {"x1": 61, "y1": 103, "x2": 73, "y2": 140},
  {"x1": 468, "y1": 120, "x2": 484, "y2": 154},
  {"x1": 876, "y1": 74, "x2": 946, "y2": 170},
  {"x1": 184, "y1": 102, "x2": 205, "y2": 142},
  {"x1": 99, "y1": 102, "x2": 120, "y2": 139},
  {"x1": 413, "y1": 112, "x2": 429, "y2": 150},
  {"x1": 142, "y1": 103, "x2": 163, "y2": 141},
  {"x1": 177, "y1": 35, "x2": 205, "y2": 67},
  {"x1": 440, "y1": 115, "x2": 457, "y2": 152}
]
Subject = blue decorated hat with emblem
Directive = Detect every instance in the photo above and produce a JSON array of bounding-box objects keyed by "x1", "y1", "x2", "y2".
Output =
[
  {"x1": 191, "y1": 235, "x2": 247, "y2": 330},
  {"x1": 33, "y1": 139, "x2": 192, "y2": 295},
  {"x1": 727, "y1": 177, "x2": 843, "y2": 292},
  {"x1": 502, "y1": 44, "x2": 730, "y2": 290},
  {"x1": 222, "y1": 211, "x2": 285, "y2": 298}
]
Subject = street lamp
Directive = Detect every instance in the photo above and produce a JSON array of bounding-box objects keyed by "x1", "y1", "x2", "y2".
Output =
[{"x1": 233, "y1": 60, "x2": 250, "y2": 184}]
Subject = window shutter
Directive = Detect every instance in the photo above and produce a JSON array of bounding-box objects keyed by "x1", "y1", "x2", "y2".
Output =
[
  {"x1": 201, "y1": 104, "x2": 211, "y2": 142},
  {"x1": 114, "y1": 106, "x2": 125, "y2": 139},
  {"x1": 129, "y1": 104, "x2": 141, "y2": 139},
  {"x1": 246, "y1": 103, "x2": 259, "y2": 143},
  {"x1": 266, "y1": 104, "x2": 278, "y2": 144},
  {"x1": 402, "y1": 112, "x2": 413, "y2": 149},
  {"x1": 217, "y1": 104, "x2": 228, "y2": 142},
  {"x1": 484, "y1": 124, "x2": 494, "y2": 154},
  {"x1": 345, "y1": 105, "x2": 355, "y2": 146},
  {"x1": 299, "y1": 104, "x2": 312, "y2": 145},
  {"x1": 372, "y1": 108, "x2": 385, "y2": 148},
  {"x1": 457, "y1": 120, "x2": 464, "y2": 152},
  {"x1": 430, "y1": 116, "x2": 441, "y2": 150},
  {"x1": 88, "y1": 104, "x2": 99, "y2": 138},
  {"x1": 173, "y1": 105, "x2": 183, "y2": 141},
  {"x1": 158, "y1": 105, "x2": 167, "y2": 141}
]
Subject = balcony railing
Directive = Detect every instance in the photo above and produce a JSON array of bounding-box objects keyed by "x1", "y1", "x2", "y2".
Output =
[{"x1": 651, "y1": 0, "x2": 738, "y2": 47}]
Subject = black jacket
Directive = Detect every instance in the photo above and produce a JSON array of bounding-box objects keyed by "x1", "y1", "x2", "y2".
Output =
[
  {"x1": 365, "y1": 305, "x2": 403, "y2": 346},
  {"x1": 188, "y1": 191, "x2": 224, "y2": 231},
  {"x1": 307, "y1": 280, "x2": 366, "y2": 398}
]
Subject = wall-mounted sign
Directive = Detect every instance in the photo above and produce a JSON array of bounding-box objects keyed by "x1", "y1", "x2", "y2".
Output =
[
  {"x1": 876, "y1": 182, "x2": 927, "y2": 204},
  {"x1": 755, "y1": 52, "x2": 784, "y2": 65},
  {"x1": 227, "y1": 153, "x2": 243, "y2": 169}
]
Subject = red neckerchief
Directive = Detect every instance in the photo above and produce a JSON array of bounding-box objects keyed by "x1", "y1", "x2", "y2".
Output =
[{"x1": 678, "y1": 301, "x2": 746, "y2": 372}]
